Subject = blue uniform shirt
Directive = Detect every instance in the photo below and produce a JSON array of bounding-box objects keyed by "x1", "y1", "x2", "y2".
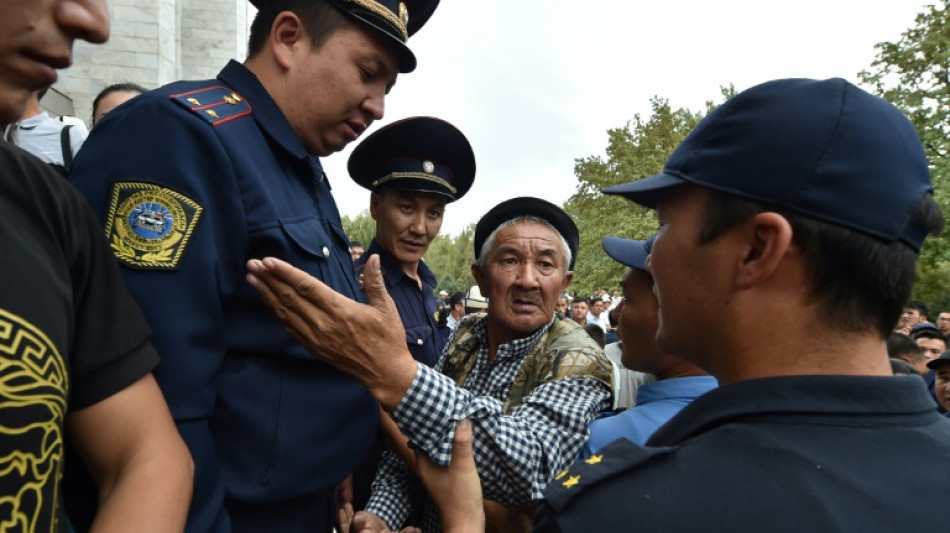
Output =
[
  {"x1": 581, "y1": 375, "x2": 718, "y2": 457},
  {"x1": 355, "y1": 240, "x2": 448, "y2": 367},
  {"x1": 69, "y1": 60, "x2": 378, "y2": 532}
]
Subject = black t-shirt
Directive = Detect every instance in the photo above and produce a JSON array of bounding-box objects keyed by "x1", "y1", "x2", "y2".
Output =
[{"x1": 0, "y1": 142, "x2": 160, "y2": 531}]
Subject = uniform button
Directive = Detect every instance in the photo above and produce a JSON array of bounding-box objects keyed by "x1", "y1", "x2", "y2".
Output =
[
  {"x1": 322, "y1": 246, "x2": 329, "y2": 258},
  {"x1": 417, "y1": 339, "x2": 424, "y2": 345}
]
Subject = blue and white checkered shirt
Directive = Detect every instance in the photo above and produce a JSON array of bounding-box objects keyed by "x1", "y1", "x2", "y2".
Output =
[{"x1": 365, "y1": 315, "x2": 612, "y2": 531}]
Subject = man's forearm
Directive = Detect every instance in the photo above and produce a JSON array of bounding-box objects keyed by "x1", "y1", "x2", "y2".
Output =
[{"x1": 90, "y1": 450, "x2": 194, "y2": 533}]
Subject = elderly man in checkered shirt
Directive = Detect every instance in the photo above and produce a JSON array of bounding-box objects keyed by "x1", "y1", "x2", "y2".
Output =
[{"x1": 246, "y1": 197, "x2": 613, "y2": 532}]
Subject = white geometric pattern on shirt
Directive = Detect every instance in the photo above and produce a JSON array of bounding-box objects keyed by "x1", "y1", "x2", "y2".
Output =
[{"x1": 365, "y1": 315, "x2": 611, "y2": 531}]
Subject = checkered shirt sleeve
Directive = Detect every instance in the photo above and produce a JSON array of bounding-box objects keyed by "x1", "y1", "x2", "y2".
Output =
[{"x1": 364, "y1": 448, "x2": 414, "y2": 529}]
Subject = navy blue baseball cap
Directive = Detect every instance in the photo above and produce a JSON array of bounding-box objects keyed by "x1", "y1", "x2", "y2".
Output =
[
  {"x1": 250, "y1": 0, "x2": 439, "y2": 73},
  {"x1": 348, "y1": 116, "x2": 475, "y2": 201},
  {"x1": 603, "y1": 78, "x2": 933, "y2": 252},
  {"x1": 602, "y1": 234, "x2": 656, "y2": 272},
  {"x1": 474, "y1": 197, "x2": 579, "y2": 270},
  {"x1": 927, "y1": 349, "x2": 950, "y2": 370}
]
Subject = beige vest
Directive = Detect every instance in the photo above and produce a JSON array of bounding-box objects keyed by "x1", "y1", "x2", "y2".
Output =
[{"x1": 440, "y1": 316, "x2": 614, "y2": 413}]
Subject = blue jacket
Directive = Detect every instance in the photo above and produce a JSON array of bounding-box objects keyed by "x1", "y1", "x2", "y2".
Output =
[
  {"x1": 354, "y1": 240, "x2": 448, "y2": 367},
  {"x1": 69, "y1": 60, "x2": 378, "y2": 532}
]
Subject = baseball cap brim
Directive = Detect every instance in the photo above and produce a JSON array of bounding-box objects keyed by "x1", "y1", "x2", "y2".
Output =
[
  {"x1": 602, "y1": 173, "x2": 688, "y2": 208},
  {"x1": 602, "y1": 235, "x2": 655, "y2": 272}
]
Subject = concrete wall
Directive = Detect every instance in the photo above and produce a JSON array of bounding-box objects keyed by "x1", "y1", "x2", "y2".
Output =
[{"x1": 56, "y1": 0, "x2": 253, "y2": 127}]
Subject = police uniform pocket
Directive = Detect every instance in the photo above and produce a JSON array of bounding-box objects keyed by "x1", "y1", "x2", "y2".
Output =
[
  {"x1": 278, "y1": 217, "x2": 358, "y2": 299},
  {"x1": 405, "y1": 322, "x2": 440, "y2": 366}
]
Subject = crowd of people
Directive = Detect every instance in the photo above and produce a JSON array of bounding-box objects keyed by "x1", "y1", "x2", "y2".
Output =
[{"x1": 2, "y1": 1, "x2": 949, "y2": 533}]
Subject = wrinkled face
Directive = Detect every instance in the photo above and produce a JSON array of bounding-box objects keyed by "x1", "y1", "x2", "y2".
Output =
[
  {"x1": 647, "y1": 186, "x2": 734, "y2": 365},
  {"x1": 617, "y1": 268, "x2": 661, "y2": 371},
  {"x1": 92, "y1": 89, "x2": 139, "y2": 125},
  {"x1": 371, "y1": 190, "x2": 445, "y2": 274},
  {"x1": 0, "y1": 0, "x2": 109, "y2": 124},
  {"x1": 590, "y1": 299, "x2": 604, "y2": 316},
  {"x1": 937, "y1": 313, "x2": 950, "y2": 335},
  {"x1": 936, "y1": 366, "x2": 950, "y2": 412},
  {"x1": 473, "y1": 221, "x2": 573, "y2": 345},
  {"x1": 570, "y1": 301, "x2": 588, "y2": 323},
  {"x1": 286, "y1": 24, "x2": 398, "y2": 156},
  {"x1": 555, "y1": 297, "x2": 569, "y2": 315}
]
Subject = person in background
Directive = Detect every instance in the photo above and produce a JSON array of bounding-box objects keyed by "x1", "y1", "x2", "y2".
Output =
[
  {"x1": 91, "y1": 82, "x2": 146, "y2": 126},
  {"x1": 345, "y1": 116, "x2": 475, "y2": 515},
  {"x1": 569, "y1": 297, "x2": 589, "y2": 327},
  {"x1": 350, "y1": 240, "x2": 366, "y2": 261},
  {"x1": 5, "y1": 88, "x2": 87, "y2": 176},
  {"x1": 927, "y1": 351, "x2": 950, "y2": 416},
  {"x1": 580, "y1": 234, "x2": 716, "y2": 457},
  {"x1": 446, "y1": 292, "x2": 466, "y2": 331}
]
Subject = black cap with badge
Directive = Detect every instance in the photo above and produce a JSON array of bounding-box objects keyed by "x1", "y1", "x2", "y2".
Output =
[
  {"x1": 249, "y1": 0, "x2": 439, "y2": 73},
  {"x1": 348, "y1": 116, "x2": 476, "y2": 202}
]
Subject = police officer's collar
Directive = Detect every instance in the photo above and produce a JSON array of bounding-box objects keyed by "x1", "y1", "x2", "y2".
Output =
[
  {"x1": 648, "y1": 375, "x2": 942, "y2": 446},
  {"x1": 219, "y1": 60, "x2": 310, "y2": 161}
]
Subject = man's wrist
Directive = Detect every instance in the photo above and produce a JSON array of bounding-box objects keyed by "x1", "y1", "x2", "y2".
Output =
[{"x1": 367, "y1": 355, "x2": 418, "y2": 412}]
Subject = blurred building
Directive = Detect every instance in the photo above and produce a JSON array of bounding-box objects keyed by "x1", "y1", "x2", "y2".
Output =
[{"x1": 55, "y1": 0, "x2": 254, "y2": 126}]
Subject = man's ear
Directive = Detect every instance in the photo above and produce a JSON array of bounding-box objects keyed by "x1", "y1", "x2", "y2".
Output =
[
  {"x1": 270, "y1": 12, "x2": 309, "y2": 70},
  {"x1": 561, "y1": 270, "x2": 575, "y2": 292},
  {"x1": 735, "y1": 212, "x2": 793, "y2": 290}
]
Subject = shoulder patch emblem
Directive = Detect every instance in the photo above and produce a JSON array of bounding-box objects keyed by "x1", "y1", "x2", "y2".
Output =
[
  {"x1": 170, "y1": 85, "x2": 251, "y2": 126},
  {"x1": 105, "y1": 182, "x2": 203, "y2": 270}
]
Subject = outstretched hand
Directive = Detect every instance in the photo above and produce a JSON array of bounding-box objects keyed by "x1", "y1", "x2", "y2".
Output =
[{"x1": 246, "y1": 255, "x2": 417, "y2": 409}]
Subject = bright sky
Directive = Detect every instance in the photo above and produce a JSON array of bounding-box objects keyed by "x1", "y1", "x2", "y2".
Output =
[{"x1": 322, "y1": 0, "x2": 930, "y2": 236}]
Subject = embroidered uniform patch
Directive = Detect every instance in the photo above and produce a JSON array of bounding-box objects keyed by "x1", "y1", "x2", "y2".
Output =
[{"x1": 105, "y1": 182, "x2": 203, "y2": 270}]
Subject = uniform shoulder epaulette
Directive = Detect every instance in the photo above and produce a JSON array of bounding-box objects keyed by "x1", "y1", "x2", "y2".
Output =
[
  {"x1": 170, "y1": 85, "x2": 251, "y2": 126},
  {"x1": 544, "y1": 439, "x2": 673, "y2": 512}
]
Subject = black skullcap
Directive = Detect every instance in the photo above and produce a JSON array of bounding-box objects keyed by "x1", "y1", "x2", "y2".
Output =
[{"x1": 473, "y1": 197, "x2": 578, "y2": 270}]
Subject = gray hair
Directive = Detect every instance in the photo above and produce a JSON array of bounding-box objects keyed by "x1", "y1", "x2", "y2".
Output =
[{"x1": 475, "y1": 216, "x2": 572, "y2": 273}]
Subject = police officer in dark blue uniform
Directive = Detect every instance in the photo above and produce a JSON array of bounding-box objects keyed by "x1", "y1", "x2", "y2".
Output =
[
  {"x1": 350, "y1": 117, "x2": 475, "y2": 367},
  {"x1": 67, "y1": 1, "x2": 439, "y2": 532},
  {"x1": 346, "y1": 116, "x2": 475, "y2": 513}
]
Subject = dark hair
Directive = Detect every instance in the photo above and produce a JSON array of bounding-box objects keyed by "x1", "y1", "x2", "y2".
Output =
[
  {"x1": 92, "y1": 83, "x2": 147, "y2": 124},
  {"x1": 571, "y1": 297, "x2": 590, "y2": 307},
  {"x1": 700, "y1": 191, "x2": 944, "y2": 339},
  {"x1": 887, "y1": 332, "x2": 924, "y2": 359},
  {"x1": 911, "y1": 328, "x2": 947, "y2": 344},
  {"x1": 904, "y1": 300, "x2": 929, "y2": 319},
  {"x1": 449, "y1": 292, "x2": 465, "y2": 308},
  {"x1": 350, "y1": 240, "x2": 364, "y2": 249},
  {"x1": 889, "y1": 358, "x2": 921, "y2": 376},
  {"x1": 582, "y1": 324, "x2": 606, "y2": 349},
  {"x1": 247, "y1": 0, "x2": 354, "y2": 59}
]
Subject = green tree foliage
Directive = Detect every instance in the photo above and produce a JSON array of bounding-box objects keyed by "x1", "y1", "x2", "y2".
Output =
[
  {"x1": 859, "y1": 0, "x2": 950, "y2": 310},
  {"x1": 565, "y1": 91, "x2": 736, "y2": 295},
  {"x1": 341, "y1": 209, "x2": 376, "y2": 247},
  {"x1": 424, "y1": 224, "x2": 477, "y2": 295}
]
